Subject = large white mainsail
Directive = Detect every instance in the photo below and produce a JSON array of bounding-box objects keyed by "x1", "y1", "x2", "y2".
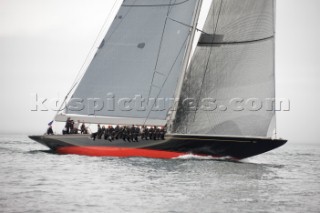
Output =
[
  {"x1": 172, "y1": 0, "x2": 276, "y2": 137},
  {"x1": 55, "y1": 0, "x2": 200, "y2": 125}
]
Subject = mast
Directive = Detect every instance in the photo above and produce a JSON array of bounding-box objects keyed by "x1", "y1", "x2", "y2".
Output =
[{"x1": 168, "y1": 0, "x2": 203, "y2": 132}]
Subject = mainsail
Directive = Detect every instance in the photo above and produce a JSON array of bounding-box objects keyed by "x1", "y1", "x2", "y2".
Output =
[
  {"x1": 172, "y1": 0, "x2": 276, "y2": 137},
  {"x1": 56, "y1": 0, "x2": 200, "y2": 125}
]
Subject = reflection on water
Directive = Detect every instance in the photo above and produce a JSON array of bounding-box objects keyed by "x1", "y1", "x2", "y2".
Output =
[{"x1": 0, "y1": 135, "x2": 319, "y2": 213}]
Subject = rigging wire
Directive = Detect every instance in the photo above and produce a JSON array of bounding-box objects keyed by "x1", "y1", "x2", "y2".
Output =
[
  {"x1": 145, "y1": 0, "x2": 173, "y2": 107},
  {"x1": 191, "y1": 0, "x2": 224, "y2": 129},
  {"x1": 168, "y1": 0, "x2": 203, "y2": 133},
  {"x1": 143, "y1": 0, "x2": 203, "y2": 126},
  {"x1": 55, "y1": 0, "x2": 122, "y2": 116},
  {"x1": 142, "y1": 34, "x2": 190, "y2": 126},
  {"x1": 144, "y1": 0, "x2": 174, "y2": 125},
  {"x1": 168, "y1": 17, "x2": 208, "y2": 35}
]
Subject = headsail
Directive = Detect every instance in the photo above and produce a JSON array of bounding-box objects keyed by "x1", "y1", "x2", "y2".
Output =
[
  {"x1": 55, "y1": 0, "x2": 199, "y2": 125},
  {"x1": 172, "y1": 0, "x2": 276, "y2": 137}
]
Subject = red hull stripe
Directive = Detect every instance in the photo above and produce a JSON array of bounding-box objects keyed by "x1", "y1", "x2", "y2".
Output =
[{"x1": 57, "y1": 146, "x2": 185, "y2": 159}]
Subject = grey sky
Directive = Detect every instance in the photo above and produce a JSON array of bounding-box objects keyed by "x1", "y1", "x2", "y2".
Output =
[{"x1": 0, "y1": 0, "x2": 319, "y2": 143}]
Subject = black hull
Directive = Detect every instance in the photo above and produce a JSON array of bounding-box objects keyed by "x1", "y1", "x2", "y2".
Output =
[{"x1": 29, "y1": 134, "x2": 287, "y2": 160}]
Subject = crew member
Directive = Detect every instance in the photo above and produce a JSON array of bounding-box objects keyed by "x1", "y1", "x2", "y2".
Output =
[
  {"x1": 80, "y1": 123, "x2": 87, "y2": 134},
  {"x1": 47, "y1": 125, "x2": 54, "y2": 135},
  {"x1": 91, "y1": 124, "x2": 102, "y2": 140}
]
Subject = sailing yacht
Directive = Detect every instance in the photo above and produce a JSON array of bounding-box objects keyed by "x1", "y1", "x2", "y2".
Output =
[{"x1": 29, "y1": 0, "x2": 287, "y2": 159}]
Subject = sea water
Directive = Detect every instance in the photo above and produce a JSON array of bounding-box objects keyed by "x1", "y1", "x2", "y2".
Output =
[{"x1": 0, "y1": 135, "x2": 319, "y2": 213}]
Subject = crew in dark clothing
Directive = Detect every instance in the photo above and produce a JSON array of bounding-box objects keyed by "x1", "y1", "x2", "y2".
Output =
[
  {"x1": 163, "y1": 124, "x2": 167, "y2": 139},
  {"x1": 122, "y1": 126, "x2": 128, "y2": 141},
  {"x1": 159, "y1": 126, "x2": 166, "y2": 140},
  {"x1": 114, "y1": 125, "x2": 120, "y2": 139},
  {"x1": 144, "y1": 126, "x2": 149, "y2": 140},
  {"x1": 127, "y1": 126, "x2": 133, "y2": 142},
  {"x1": 104, "y1": 126, "x2": 114, "y2": 142},
  {"x1": 154, "y1": 126, "x2": 160, "y2": 140},
  {"x1": 65, "y1": 117, "x2": 72, "y2": 134},
  {"x1": 47, "y1": 125, "x2": 54, "y2": 135},
  {"x1": 103, "y1": 126, "x2": 109, "y2": 140},
  {"x1": 135, "y1": 126, "x2": 140, "y2": 142},
  {"x1": 127, "y1": 126, "x2": 132, "y2": 142},
  {"x1": 109, "y1": 125, "x2": 115, "y2": 141},
  {"x1": 97, "y1": 125, "x2": 103, "y2": 139},
  {"x1": 104, "y1": 126, "x2": 113, "y2": 142},
  {"x1": 140, "y1": 126, "x2": 145, "y2": 140},
  {"x1": 70, "y1": 120, "x2": 74, "y2": 133},
  {"x1": 130, "y1": 125, "x2": 136, "y2": 142},
  {"x1": 149, "y1": 126, "x2": 154, "y2": 140},
  {"x1": 71, "y1": 120, "x2": 80, "y2": 134},
  {"x1": 100, "y1": 126, "x2": 105, "y2": 139},
  {"x1": 80, "y1": 123, "x2": 87, "y2": 134},
  {"x1": 88, "y1": 123, "x2": 167, "y2": 141},
  {"x1": 91, "y1": 124, "x2": 102, "y2": 140}
]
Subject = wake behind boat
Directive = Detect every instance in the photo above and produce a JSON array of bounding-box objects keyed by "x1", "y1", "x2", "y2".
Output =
[{"x1": 30, "y1": 0, "x2": 287, "y2": 159}]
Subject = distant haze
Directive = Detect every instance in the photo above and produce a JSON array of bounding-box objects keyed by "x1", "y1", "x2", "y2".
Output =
[{"x1": 1, "y1": 0, "x2": 320, "y2": 144}]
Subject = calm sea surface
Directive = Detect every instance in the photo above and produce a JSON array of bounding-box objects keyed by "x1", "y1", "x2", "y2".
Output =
[{"x1": 0, "y1": 135, "x2": 319, "y2": 213}]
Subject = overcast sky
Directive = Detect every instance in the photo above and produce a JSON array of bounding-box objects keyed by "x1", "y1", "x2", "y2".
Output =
[{"x1": 0, "y1": 0, "x2": 320, "y2": 144}]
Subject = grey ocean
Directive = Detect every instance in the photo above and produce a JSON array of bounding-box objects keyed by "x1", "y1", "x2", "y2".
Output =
[{"x1": 1, "y1": 135, "x2": 319, "y2": 213}]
